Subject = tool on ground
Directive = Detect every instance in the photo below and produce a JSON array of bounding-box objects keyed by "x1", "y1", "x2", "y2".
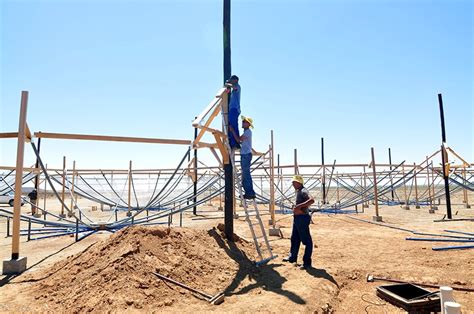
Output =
[
  {"x1": 152, "y1": 272, "x2": 225, "y2": 305},
  {"x1": 367, "y1": 274, "x2": 474, "y2": 292}
]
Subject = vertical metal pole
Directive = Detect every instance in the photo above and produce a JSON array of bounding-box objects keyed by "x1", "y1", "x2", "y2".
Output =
[
  {"x1": 11, "y1": 91, "x2": 28, "y2": 260},
  {"x1": 388, "y1": 148, "x2": 394, "y2": 201},
  {"x1": 193, "y1": 118, "x2": 198, "y2": 215},
  {"x1": 33, "y1": 137, "x2": 41, "y2": 215},
  {"x1": 75, "y1": 218, "x2": 79, "y2": 242},
  {"x1": 223, "y1": 0, "x2": 234, "y2": 241},
  {"x1": 321, "y1": 138, "x2": 326, "y2": 204},
  {"x1": 371, "y1": 148, "x2": 381, "y2": 221},
  {"x1": 463, "y1": 167, "x2": 470, "y2": 208},
  {"x1": 438, "y1": 93, "x2": 452, "y2": 219},
  {"x1": 27, "y1": 219, "x2": 31, "y2": 242},
  {"x1": 7, "y1": 217, "x2": 11, "y2": 237}
]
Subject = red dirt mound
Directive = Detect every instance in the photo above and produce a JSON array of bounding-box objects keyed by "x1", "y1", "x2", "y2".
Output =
[{"x1": 27, "y1": 225, "x2": 255, "y2": 312}]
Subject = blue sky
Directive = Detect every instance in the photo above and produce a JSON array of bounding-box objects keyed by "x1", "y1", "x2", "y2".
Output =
[{"x1": 1, "y1": 0, "x2": 472, "y2": 171}]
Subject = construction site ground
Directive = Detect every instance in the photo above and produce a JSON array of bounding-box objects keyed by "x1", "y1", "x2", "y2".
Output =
[{"x1": 0, "y1": 193, "x2": 473, "y2": 313}]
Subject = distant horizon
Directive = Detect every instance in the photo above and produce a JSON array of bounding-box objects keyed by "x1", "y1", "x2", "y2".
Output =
[{"x1": 1, "y1": 0, "x2": 472, "y2": 170}]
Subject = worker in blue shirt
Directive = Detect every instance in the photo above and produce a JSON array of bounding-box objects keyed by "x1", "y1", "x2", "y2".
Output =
[{"x1": 226, "y1": 75, "x2": 241, "y2": 149}]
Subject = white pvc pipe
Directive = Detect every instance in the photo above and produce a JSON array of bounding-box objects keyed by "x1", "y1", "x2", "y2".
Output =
[
  {"x1": 440, "y1": 286, "x2": 454, "y2": 314},
  {"x1": 444, "y1": 301, "x2": 461, "y2": 314}
]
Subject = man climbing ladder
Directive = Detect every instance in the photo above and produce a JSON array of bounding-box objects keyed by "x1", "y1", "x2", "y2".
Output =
[{"x1": 230, "y1": 116, "x2": 256, "y2": 199}]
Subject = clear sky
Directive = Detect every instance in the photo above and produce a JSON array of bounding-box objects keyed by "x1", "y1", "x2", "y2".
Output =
[{"x1": 1, "y1": 0, "x2": 472, "y2": 171}]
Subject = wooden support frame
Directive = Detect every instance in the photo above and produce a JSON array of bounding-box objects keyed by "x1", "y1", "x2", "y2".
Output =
[{"x1": 11, "y1": 91, "x2": 29, "y2": 261}]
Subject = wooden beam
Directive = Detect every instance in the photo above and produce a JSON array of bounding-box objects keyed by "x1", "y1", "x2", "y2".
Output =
[
  {"x1": 193, "y1": 103, "x2": 223, "y2": 146},
  {"x1": 34, "y1": 132, "x2": 192, "y2": 145},
  {"x1": 213, "y1": 133, "x2": 229, "y2": 164},
  {"x1": 195, "y1": 124, "x2": 225, "y2": 137},
  {"x1": 192, "y1": 88, "x2": 227, "y2": 127},
  {"x1": 11, "y1": 91, "x2": 28, "y2": 261},
  {"x1": 0, "y1": 128, "x2": 31, "y2": 143}
]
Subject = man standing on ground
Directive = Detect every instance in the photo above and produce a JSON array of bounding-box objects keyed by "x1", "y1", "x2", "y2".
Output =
[
  {"x1": 234, "y1": 116, "x2": 256, "y2": 199},
  {"x1": 283, "y1": 175, "x2": 315, "y2": 269},
  {"x1": 28, "y1": 189, "x2": 38, "y2": 215},
  {"x1": 226, "y1": 75, "x2": 241, "y2": 149}
]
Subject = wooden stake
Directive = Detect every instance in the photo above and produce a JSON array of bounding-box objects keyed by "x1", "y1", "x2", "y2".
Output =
[
  {"x1": 402, "y1": 164, "x2": 409, "y2": 209},
  {"x1": 321, "y1": 138, "x2": 326, "y2": 204},
  {"x1": 60, "y1": 156, "x2": 66, "y2": 217},
  {"x1": 270, "y1": 130, "x2": 275, "y2": 226},
  {"x1": 462, "y1": 167, "x2": 470, "y2": 208},
  {"x1": 294, "y1": 148, "x2": 298, "y2": 175},
  {"x1": 363, "y1": 166, "x2": 368, "y2": 208},
  {"x1": 43, "y1": 164, "x2": 47, "y2": 216},
  {"x1": 413, "y1": 163, "x2": 419, "y2": 208},
  {"x1": 11, "y1": 91, "x2": 29, "y2": 260},
  {"x1": 371, "y1": 148, "x2": 381, "y2": 221},
  {"x1": 127, "y1": 160, "x2": 132, "y2": 216},
  {"x1": 69, "y1": 161, "x2": 76, "y2": 216}
]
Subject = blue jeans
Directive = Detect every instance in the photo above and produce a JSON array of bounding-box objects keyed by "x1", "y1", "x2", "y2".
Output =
[
  {"x1": 240, "y1": 153, "x2": 256, "y2": 196},
  {"x1": 289, "y1": 214, "x2": 313, "y2": 266},
  {"x1": 228, "y1": 108, "x2": 240, "y2": 148}
]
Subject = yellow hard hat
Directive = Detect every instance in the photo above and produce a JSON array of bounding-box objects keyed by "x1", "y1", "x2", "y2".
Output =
[
  {"x1": 292, "y1": 175, "x2": 304, "y2": 185},
  {"x1": 241, "y1": 116, "x2": 254, "y2": 128}
]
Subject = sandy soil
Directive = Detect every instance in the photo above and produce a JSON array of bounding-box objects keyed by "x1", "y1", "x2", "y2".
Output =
[{"x1": 0, "y1": 192, "x2": 473, "y2": 313}]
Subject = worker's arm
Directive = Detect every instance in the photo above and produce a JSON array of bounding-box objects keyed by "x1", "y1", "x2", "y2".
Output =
[{"x1": 293, "y1": 195, "x2": 314, "y2": 211}]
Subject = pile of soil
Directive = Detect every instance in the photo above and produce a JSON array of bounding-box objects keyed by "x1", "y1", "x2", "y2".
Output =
[{"x1": 28, "y1": 225, "x2": 255, "y2": 312}]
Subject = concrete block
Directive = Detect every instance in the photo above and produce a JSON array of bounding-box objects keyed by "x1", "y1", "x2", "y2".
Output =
[
  {"x1": 415, "y1": 205, "x2": 421, "y2": 209},
  {"x1": 403, "y1": 206, "x2": 410, "y2": 210},
  {"x1": 372, "y1": 215, "x2": 383, "y2": 222},
  {"x1": 269, "y1": 228, "x2": 281, "y2": 237},
  {"x1": 2, "y1": 257, "x2": 27, "y2": 275},
  {"x1": 429, "y1": 209, "x2": 435, "y2": 214}
]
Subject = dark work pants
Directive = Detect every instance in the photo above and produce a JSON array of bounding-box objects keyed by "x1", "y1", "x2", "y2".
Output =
[
  {"x1": 289, "y1": 214, "x2": 313, "y2": 266},
  {"x1": 228, "y1": 108, "x2": 240, "y2": 148}
]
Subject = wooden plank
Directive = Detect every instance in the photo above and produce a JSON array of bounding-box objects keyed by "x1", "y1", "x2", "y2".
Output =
[
  {"x1": 195, "y1": 125, "x2": 225, "y2": 137},
  {"x1": 34, "y1": 132, "x2": 192, "y2": 145},
  {"x1": 11, "y1": 91, "x2": 28, "y2": 260},
  {"x1": 25, "y1": 123, "x2": 32, "y2": 142},
  {"x1": 193, "y1": 103, "x2": 222, "y2": 145},
  {"x1": 213, "y1": 133, "x2": 229, "y2": 164},
  {"x1": 0, "y1": 132, "x2": 19, "y2": 139},
  {"x1": 192, "y1": 88, "x2": 227, "y2": 127}
]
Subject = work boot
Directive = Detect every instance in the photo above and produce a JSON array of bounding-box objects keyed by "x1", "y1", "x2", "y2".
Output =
[{"x1": 282, "y1": 257, "x2": 296, "y2": 263}]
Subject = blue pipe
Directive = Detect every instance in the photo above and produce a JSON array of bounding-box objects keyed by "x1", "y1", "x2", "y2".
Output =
[
  {"x1": 406, "y1": 237, "x2": 474, "y2": 243},
  {"x1": 432, "y1": 245, "x2": 474, "y2": 251},
  {"x1": 30, "y1": 229, "x2": 93, "y2": 241},
  {"x1": 444, "y1": 229, "x2": 474, "y2": 237}
]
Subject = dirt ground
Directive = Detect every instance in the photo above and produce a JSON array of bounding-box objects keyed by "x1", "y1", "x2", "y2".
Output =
[{"x1": 0, "y1": 192, "x2": 473, "y2": 313}]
